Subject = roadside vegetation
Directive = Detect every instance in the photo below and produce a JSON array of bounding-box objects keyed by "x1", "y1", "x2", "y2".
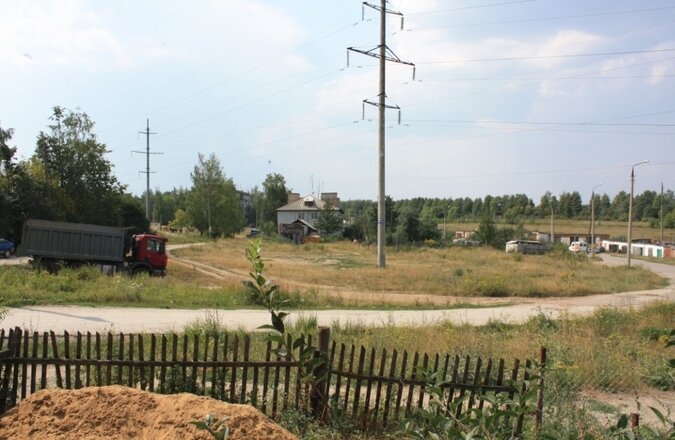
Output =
[
  {"x1": 182, "y1": 302, "x2": 674, "y2": 439},
  {"x1": 0, "y1": 238, "x2": 666, "y2": 308}
]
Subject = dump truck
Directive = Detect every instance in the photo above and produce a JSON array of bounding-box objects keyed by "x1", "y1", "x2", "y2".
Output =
[{"x1": 17, "y1": 219, "x2": 168, "y2": 275}]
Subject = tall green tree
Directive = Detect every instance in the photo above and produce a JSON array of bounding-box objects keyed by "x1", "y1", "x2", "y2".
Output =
[
  {"x1": 34, "y1": 107, "x2": 124, "y2": 225},
  {"x1": 316, "y1": 201, "x2": 342, "y2": 235},
  {"x1": 476, "y1": 215, "x2": 497, "y2": 247},
  {"x1": 187, "y1": 153, "x2": 242, "y2": 237},
  {"x1": 259, "y1": 173, "x2": 288, "y2": 227}
]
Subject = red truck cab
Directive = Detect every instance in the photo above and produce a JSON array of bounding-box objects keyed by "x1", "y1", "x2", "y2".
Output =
[{"x1": 130, "y1": 234, "x2": 168, "y2": 275}]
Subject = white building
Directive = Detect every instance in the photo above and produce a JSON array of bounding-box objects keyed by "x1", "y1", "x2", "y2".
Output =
[{"x1": 276, "y1": 193, "x2": 342, "y2": 241}]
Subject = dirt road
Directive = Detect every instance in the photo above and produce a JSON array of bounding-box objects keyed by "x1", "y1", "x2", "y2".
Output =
[{"x1": 3, "y1": 254, "x2": 673, "y2": 333}]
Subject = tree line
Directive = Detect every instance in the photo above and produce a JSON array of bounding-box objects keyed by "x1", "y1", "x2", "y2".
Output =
[
  {"x1": 3, "y1": 107, "x2": 673, "y2": 245},
  {"x1": 0, "y1": 108, "x2": 291, "y2": 243}
]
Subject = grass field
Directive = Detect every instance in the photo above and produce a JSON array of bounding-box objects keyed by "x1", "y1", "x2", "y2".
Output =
[{"x1": 173, "y1": 237, "x2": 665, "y2": 298}]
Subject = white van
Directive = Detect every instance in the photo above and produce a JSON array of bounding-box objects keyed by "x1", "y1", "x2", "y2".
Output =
[{"x1": 568, "y1": 241, "x2": 588, "y2": 253}]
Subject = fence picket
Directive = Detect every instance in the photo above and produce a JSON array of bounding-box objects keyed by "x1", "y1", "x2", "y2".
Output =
[
  {"x1": 106, "y1": 333, "x2": 113, "y2": 386},
  {"x1": 352, "y1": 346, "x2": 366, "y2": 420},
  {"x1": 50, "y1": 331, "x2": 62, "y2": 388},
  {"x1": 149, "y1": 334, "x2": 157, "y2": 392},
  {"x1": 394, "y1": 350, "x2": 408, "y2": 420},
  {"x1": 362, "y1": 346, "x2": 377, "y2": 424},
  {"x1": 382, "y1": 348, "x2": 397, "y2": 427},
  {"x1": 128, "y1": 332, "x2": 134, "y2": 388},
  {"x1": 191, "y1": 334, "x2": 199, "y2": 391},
  {"x1": 479, "y1": 358, "x2": 493, "y2": 410},
  {"x1": 455, "y1": 355, "x2": 471, "y2": 419},
  {"x1": 117, "y1": 333, "x2": 124, "y2": 385},
  {"x1": 373, "y1": 347, "x2": 387, "y2": 424},
  {"x1": 417, "y1": 353, "x2": 429, "y2": 408},
  {"x1": 262, "y1": 340, "x2": 271, "y2": 414},
  {"x1": 85, "y1": 332, "x2": 92, "y2": 387},
  {"x1": 138, "y1": 335, "x2": 145, "y2": 390},
  {"x1": 202, "y1": 334, "x2": 209, "y2": 393},
  {"x1": 241, "y1": 336, "x2": 250, "y2": 404},
  {"x1": 210, "y1": 334, "x2": 219, "y2": 398},
  {"x1": 405, "y1": 351, "x2": 419, "y2": 416},
  {"x1": 272, "y1": 339, "x2": 282, "y2": 417},
  {"x1": 20, "y1": 331, "x2": 28, "y2": 399},
  {"x1": 64, "y1": 331, "x2": 71, "y2": 390},
  {"x1": 95, "y1": 333, "x2": 102, "y2": 386},
  {"x1": 230, "y1": 334, "x2": 239, "y2": 402},
  {"x1": 343, "y1": 344, "x2": 356, "y2": 415},
  {"x1": 75, "y1": 332, "x2": 82, "y2": 389},
  {"x1": 30, "y1": 332, "x2": 38, "y2": 394},
  {"x1": 467, "y1": 357, "x2": 482, "y2": 410}
]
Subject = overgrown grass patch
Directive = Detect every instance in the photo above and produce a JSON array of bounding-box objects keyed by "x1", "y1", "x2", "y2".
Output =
[{"x1": 173, "y1": 238, "x2": 666, "y2": 297}]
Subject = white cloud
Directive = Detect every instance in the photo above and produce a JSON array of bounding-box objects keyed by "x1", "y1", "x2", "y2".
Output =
[{"x1": 0, "y1": 1, "x2": 132, "y2": 72}]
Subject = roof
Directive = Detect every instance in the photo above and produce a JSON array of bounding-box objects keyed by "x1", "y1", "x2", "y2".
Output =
[
  {"x1": 277, "y1": 195, "x2": 342, "y2": 212},
  {"x1": 291, "y1": 219, "x2": 318, "y2": 232}
]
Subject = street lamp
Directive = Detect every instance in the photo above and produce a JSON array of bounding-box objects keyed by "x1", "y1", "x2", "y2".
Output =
[
  {"x1": 627, "y1": 160, "x2": 649, "y2": 267},
  {"x1": 590, "y1": 183, "x2": 602, "y2": 257}
]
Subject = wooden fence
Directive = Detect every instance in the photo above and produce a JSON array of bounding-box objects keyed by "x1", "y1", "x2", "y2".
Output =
[{"x1": 0, "y1": 327, "x2": 544, "y2": 433}]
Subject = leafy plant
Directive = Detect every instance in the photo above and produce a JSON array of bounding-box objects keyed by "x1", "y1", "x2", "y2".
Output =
[
  {"x1": 191, "y1": 413, "x2": 230, "y2": 440},
  {"x1": 243, "y1": 239, "x2": 328, "y2": 412},
  {"x1": 403, "y1": 365, "x2": 542, "y2": 440}
]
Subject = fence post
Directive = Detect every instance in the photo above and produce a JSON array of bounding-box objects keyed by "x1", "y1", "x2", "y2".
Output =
[
  {"x1": 311, "y1": 326, "x2": 331, "y2": 419},
  {"x1": 535, "y1": 347, "x2": 546, "y2": 438},
  {"x1": 630, "y1": 413, "x2": 639, "y2": 435}
]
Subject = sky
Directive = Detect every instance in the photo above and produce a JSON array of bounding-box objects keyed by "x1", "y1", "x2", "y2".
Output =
[{"x1": 1, "y1": 0, "x2": 674, "y2": 204}]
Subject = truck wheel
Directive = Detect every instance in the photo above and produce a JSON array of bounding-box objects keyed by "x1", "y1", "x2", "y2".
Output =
[{"x1": 132, "y1": 266, "x2": 151, "y2": 276}]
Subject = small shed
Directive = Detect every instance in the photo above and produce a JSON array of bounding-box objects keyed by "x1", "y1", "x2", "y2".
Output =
[
  {"x1": 279, "y1": 219, "x2": 319, "y2": 244},
  {"x1": 505, "y1": 240, "x2": 549, "y2": 255}
]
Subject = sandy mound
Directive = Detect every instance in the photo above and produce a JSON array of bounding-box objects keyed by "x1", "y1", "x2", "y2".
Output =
[{"x1": 0, "y1": 386, "x2": 298, "y2": 440}]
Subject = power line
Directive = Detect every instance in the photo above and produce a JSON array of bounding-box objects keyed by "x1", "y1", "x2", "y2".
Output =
[
  {"x1": 417, "y1": 48, "x2": 675, "y2": 65},
  {"x1": 406, "y1": 0, "x2": 534, "y2": 16},
  {"x1": 400, "y1": 5, "x2": 675, "y2": 30}
]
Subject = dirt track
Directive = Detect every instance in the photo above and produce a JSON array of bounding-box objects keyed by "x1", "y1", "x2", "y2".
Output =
[{"x1": 3, "y1": 253, "x2": 674, "y2": 333}]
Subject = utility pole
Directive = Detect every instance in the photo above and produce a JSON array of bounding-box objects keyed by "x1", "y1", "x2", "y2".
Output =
[
  {"x1": 590, "y1": 183, "x2": 602, "y2": 257},
  {"x1": 348, "y1": 1, "x2": 414, "y2": 268},
  {"x1": 627, "y1": 160, "x2": 648, "y2": 267},
  {"x1": 132, "y1": 119, "x2": 161, "y2": 222},
  {"x1": 660, "y1": 182, "x2": 664, "y2": 244}
]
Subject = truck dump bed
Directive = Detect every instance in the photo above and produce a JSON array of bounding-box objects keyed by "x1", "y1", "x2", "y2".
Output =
[{"x1": 17, "y1": 219, "x2": 127, "y2": 264}]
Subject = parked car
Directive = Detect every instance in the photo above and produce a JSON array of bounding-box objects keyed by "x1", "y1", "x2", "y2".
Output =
[
  {"x1": 568, "y1": 241, "x2": 588, "y2": 253},
  {"x1": 0, "y1": 238, "x2": 14, "y2": 258},
  {"x1": 246, "y1": 228, "x2": 261, "y2": 238}
]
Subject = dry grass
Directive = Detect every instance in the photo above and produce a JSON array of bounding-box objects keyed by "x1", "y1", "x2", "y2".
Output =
[{"x1": 172, "y1": 238, "x2": 665, "y2": 298}]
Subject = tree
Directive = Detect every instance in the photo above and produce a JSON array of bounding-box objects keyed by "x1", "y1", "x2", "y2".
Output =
[
  {"x1": 476, "y1": 215, "x2": 497, "y2": 247},
  {"x1": 316, "y1": 201, "x2": 342, "y2": 236},
  {"x1": 258, "y1": 173, "x2": 288, "y2": 227},
  {"x1": 187, "y1": 153, "x2": 242, "y2": 237},
  {"x1": 169, "y1": 209, "x2": 190, "y2": 230},
  {"x1": 34, "y1": 107, "x2": 124, "y2": 225}
]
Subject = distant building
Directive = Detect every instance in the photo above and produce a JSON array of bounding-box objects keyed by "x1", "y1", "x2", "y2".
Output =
[
  {"x1": 601, "y1": 239, "x2": 672, "y2": 258},
  {"x1": 276, "y1": 192, "x2": 343, "y2": 243},
  {"x1": 532, "y1": 231, "x2": 610, "y2": 245}
]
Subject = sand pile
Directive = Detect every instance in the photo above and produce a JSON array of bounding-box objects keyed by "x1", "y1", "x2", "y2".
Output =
[{"x1": 0, "y1": 386, "x2": 298, "y2": 440}]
